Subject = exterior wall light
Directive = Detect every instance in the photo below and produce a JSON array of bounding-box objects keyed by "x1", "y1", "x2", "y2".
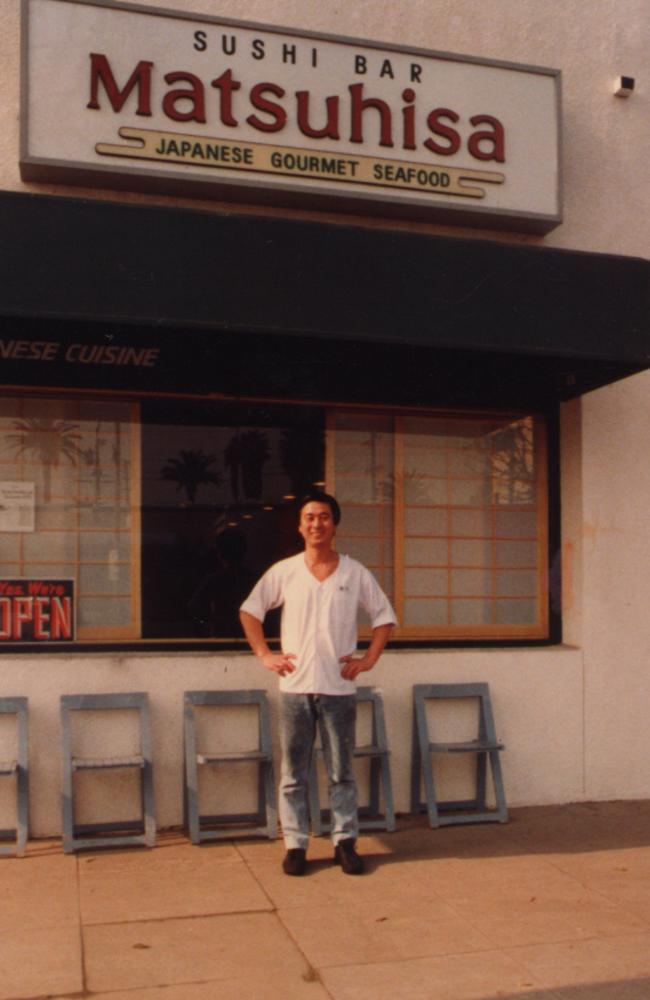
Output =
[{"x1": 614, "y1": 76, "x2": 635, "y2": 97}]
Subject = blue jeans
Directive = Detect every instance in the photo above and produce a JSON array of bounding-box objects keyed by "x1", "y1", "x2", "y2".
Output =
[{"x1": 279, "y1": 693, "x2": 358, "y2": 849}]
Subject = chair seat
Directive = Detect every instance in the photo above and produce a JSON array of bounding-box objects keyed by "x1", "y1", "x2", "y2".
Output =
[
  {"x1": 316, "y1": 744, "x2": 388, "y2": 759},
  {"x1": 428, "y1": 740, "x2": 505, "y2": 754},
  {"x1": 0, "y1": 760, "x2": 18, "y2": 775},
  {"x1": 72, "y1": 754, "x2": 145, "y2": 770},
  {"x1": 353, "y1": 744, "x2": 389, "y2": 757},
  {"x1": 197, "y1": 750, "x2": 269, "y2": 764}
]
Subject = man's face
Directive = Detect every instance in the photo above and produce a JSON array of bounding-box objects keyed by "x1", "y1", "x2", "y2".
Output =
[{"x1": 298, "y1": 501, "x2": 336, "y2": 548}]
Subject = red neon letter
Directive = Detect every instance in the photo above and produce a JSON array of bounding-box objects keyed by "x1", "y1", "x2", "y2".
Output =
[
  {"x1": 211, "y1": 69, "x2": 241, "y2": 127},
  {"x1": 0, "y1": 598, "x2": 10, "y2": 639},
  {"x1": 51, "y1": 597, "x2": 73, "y2": 641},
  {"x1": 12, "y1": 598, "x2": 33, "y2": 640},
  {"x1": 33, "y1": 597, "x2": 51, "y2": 640},
  {"x1": 401, "y1": 88, "x2": 417, "y2": 151},
  {"x1": 468, "y1": 115, "x2": 505, "y2": 162},
  {"x1": 349, "y1": 83, "x2": 393, "y2": 148},
  {"x1": 246, "y1": 83, "x2": 287, "y2": 133},
  {"x1": 162, "y1": 71, "x2": 206, "y2": 123},
  {"x1": 296, "y1": 91, "x2": 340, "y2": 140},
  {"x1": 87, "y1": 53, "x2": 153, "y2": 116},
  {"x1": 424, "y1": 108, "x2": 461, "y2": 156}
]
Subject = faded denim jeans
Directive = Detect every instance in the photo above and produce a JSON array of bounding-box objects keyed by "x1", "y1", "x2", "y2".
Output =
[{"x1": 279, "y1": 693, "x2": 358, "y2": 849}]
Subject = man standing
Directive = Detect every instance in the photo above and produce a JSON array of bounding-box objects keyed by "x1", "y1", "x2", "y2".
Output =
[{"x1": 239, "y1": 491, "x2": 396, "y2": 876}]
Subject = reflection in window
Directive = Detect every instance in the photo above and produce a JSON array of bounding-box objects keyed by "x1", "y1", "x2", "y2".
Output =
[
  {"x1": 1, "y1": 395, "x2": 550, "y2": 644},
  {"x1": 0, "y1": 396, "x2": 138, "y2": 639},
  {"x1": 330, "y1": 410, "x2": 548, "y2": 639},
  {"x1": 140, "y1": 400, "x2": 324, "y2": 640}
]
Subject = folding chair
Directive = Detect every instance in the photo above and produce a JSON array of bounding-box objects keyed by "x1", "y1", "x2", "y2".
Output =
[
  {"x1": 410, "y1": 683, "x2": 507, "y2": 827},
  {"x1": 60, "y1": 692, "x2": 155, "y2": 852},
  {"x1": 184, "y1": 690, "x2": 277, "y2": 842},
  {"x1": 310, "y1": 686, "x2": 396, "y2": 835},
  {"x1": 0, "y1": 697, "x2": 29, "y2": 857}
]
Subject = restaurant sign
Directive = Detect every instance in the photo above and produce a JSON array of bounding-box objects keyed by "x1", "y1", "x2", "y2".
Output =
[{"x1": 20, "y1": 0, "x2": 562, "y2": 232}]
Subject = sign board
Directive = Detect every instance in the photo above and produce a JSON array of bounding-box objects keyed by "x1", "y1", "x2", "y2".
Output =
[
  {"x1": 0, "y1": 579, "x2": 75, "y2": 642},
  {"x1": 0, "y1": 483, "x2": 35, "y2": 533},
  {"x1": 20, "y1": 0, "x2": 562, "y2": 231}
]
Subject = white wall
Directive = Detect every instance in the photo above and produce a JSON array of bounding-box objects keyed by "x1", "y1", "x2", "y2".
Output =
[
  {"x1": 1, "y1": 0, "x2": 649, "y2": 836},
  {"x1": 2, "y1": 646, "x2": 586, "y2": 836},
  {"x1": 581, "y1": 372, "x2": 650, "y2": 800}
]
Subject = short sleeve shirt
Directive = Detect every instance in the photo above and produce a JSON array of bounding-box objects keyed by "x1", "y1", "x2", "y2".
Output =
[{"x1": 240, "y1": 552, "x2": 397, "y2": 694}]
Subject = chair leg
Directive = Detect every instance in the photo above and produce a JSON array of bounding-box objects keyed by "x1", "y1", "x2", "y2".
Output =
[
  {"x1": 475, "y1": 751, "x2": 488, "y2": 811},
  {"x1": 16, "y1": 764, "x2": 28, "y2": 857},
  {"x1": 61, "y1": 767, "x2": 74, "y2": 854},
  {"x1": 184, "y1": 712, "x2": 201, "y2": 845},
  {"x1": 368, "y1": 756, "x2": 380, "y2": 816},
  {"x1": 142, "y1": 759, "x2": 156, "y2": 848},
  {"x1": 420, "y1": 752, "x2": 441, "y2": 828},
  {"x1": 490, "y1": 749, "x2": 509, "y2": 823},
  {"x1": 414, "y1": 697, "x2": 442, "y2": 827},
  {"x1": 379, "y1": 754, "x2": 396, "y2": 832},
  {"x1": 410, "y1": 701, "x2": 422, "y2": 815}
]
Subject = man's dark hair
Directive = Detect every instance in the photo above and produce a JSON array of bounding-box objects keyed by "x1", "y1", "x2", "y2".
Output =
[{"x1": 298, "y1": 490, "x2": 341, "y2": 525}]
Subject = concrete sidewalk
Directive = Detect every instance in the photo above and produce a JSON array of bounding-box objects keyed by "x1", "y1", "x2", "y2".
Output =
[{"x1": 2, "y1": 801, "x2": 650, "y2": 999}]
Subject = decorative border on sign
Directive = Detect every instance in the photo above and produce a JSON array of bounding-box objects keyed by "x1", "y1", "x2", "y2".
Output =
[{"x1": 96, "y1": 126, "x2": 505, "y2": 200}]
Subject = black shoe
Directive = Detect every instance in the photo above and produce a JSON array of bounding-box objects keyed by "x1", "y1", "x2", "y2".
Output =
[
  {"x1": 282, "y1": 848, "x2": 307, "y2": 876},
  {"x1": 334, "y1": 838, "x2": 364, "y2": 875}
]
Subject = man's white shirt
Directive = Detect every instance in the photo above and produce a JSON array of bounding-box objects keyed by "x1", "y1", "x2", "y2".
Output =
[{"x1": 240, "y1": 552, "x2": 397, "y2": 694}]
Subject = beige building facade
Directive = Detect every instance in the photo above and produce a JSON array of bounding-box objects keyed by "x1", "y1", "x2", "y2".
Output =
[{"x1": 1, "y1": 0, "x2": 649, "y2": 838}]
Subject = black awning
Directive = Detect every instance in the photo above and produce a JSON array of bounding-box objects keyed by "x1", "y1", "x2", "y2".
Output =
[{"x1": 1, "y1": 190, "x2": 649, "y2": 403}]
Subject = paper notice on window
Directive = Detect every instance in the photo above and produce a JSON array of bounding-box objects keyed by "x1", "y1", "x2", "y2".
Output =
[{"x1": 0, "y1": 482, "x2": 36, "y2": 532}]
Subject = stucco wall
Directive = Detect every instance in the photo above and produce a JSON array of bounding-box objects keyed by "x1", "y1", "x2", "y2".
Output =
[
  {"x1": 581, "y1": 371, "x2": 650, "y2": 800},
  {"x1": 1, "y1": 0, "x2": 649, "y2": 837}
]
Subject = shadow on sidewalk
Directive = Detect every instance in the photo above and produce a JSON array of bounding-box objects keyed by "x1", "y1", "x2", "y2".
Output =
[
  {"x1": 499, "y1": 978, "x2": 650, "y2": 999},
  {"x1": 365, "y1": 800, "x2": 650, "y2": 866}
]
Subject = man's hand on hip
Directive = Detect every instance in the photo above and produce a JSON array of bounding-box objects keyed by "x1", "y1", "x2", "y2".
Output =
[
  {"x1": 261, "y1": 652, "x2": 296, "y2": 676},
  {"x1": 339, "y1": 653, "x2": 375, "y2": 680}
]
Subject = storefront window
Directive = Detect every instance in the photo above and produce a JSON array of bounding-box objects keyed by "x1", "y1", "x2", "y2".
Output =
[
  {"x1": 330, "y1": 410, "x2": 548, "y2": 639},
  {"x1": 0, "y1": 395, "x2": 139, "y2": 640},
  {"x1": 140, "y1": 399, "x2": 324, "y2": 640},
  {"x1": 0, "y1": 393, "x2": 549, "y2": 646}
]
